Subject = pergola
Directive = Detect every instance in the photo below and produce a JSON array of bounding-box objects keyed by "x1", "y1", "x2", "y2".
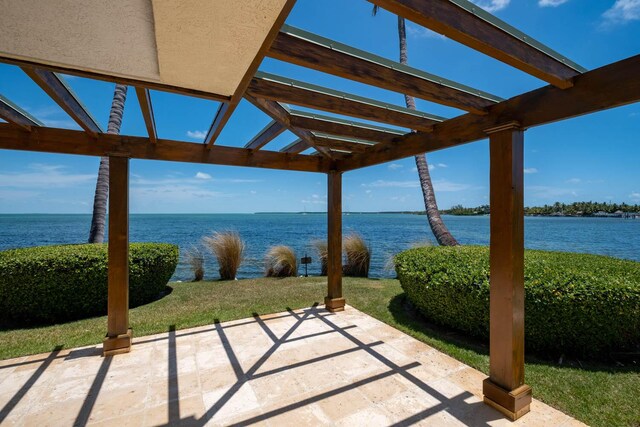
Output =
[{"x1": 0, "y1": 0, "x2": 638, "y2": 421}]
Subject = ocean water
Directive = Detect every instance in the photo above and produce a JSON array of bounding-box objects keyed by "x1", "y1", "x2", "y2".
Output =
[{"x1": 0, "y1": 214, "x2": 638, "y2": 281}]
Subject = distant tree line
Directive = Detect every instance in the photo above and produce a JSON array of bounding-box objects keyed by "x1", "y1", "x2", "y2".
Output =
[{"x1": 441, "y1": 202, "x2": 640, "y2": 216}]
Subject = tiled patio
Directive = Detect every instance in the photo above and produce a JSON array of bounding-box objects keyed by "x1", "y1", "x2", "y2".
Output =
[{"x1": 0, "y1": 305, "x2": 584, "y2": 426}]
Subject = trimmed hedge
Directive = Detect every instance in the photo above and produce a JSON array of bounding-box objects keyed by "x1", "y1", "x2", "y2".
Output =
[
  {"x1": 395, "y1": 246, "x2": 640, "y2": 358},
  {"x1": 0, "y1": 243, "x2": 178, "y2": 325}
]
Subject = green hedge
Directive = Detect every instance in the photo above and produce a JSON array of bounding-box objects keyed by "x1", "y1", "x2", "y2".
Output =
[
  {"x1": 0, "y1": 243, "x2": 178, "y2": 325},
  {"x1": 395, "y1": 246, "x2": 640, "y2": 358}
]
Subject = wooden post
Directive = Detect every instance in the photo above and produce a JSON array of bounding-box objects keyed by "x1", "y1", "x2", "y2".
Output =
[
  {"x1": 482, "y1": 122, "x2": 531, "y2": 420},
  {"x1": 324, "y1": 170, "x2": 345, "y2": 312},
  {"x1": 103, "y1": 156, "x2": 132, "y2": 356}
]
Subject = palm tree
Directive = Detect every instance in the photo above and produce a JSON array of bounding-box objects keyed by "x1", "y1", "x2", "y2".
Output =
[
  {"x1": 372, "y1": 6, "x2": 458, "y2": 246},
  {"x1": 88, "y1": 84, "x2": 128, "y2": 243}
]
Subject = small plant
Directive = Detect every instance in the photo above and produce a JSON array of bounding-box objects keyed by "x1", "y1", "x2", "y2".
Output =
[
  {"x1": 184, "y1": 246, "x2": 205, "y2": 282},
  {"x1": 203, "y1": 231, "x2": 244, "y2": 280},
  {"x1": 265, "y1": 245, "x2": 298, "y2": 277},
  {"x1": 343, "y1": 233, "x2": 370, "y2": 277},
  {"x1": 312, "y1": 239, "x2": 328, "y2": 276}
]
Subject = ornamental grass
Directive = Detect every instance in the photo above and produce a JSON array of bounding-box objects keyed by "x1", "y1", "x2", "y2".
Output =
[
  {"x1": 203, "y1": 231, "x2": 244, "y2": 280},
  {"x1": 265, "y1": 245, "x2": 297, "y2": 277}
]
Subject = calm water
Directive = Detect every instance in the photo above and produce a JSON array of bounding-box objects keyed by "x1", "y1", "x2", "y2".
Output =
[{"x1": 0, "y1": 214, "x2": 638, "y2": 281}]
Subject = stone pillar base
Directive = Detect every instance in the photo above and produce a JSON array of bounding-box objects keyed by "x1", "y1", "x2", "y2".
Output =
[
  {"x1": 324, "y1": 297, "x2": 346, "y2": 312},
  {"x1": 103, "y1": 328, "x2": 133, "y2": 356},
  {"x1": 483, "y1": 378, "x2": 531, "y2": 421}
]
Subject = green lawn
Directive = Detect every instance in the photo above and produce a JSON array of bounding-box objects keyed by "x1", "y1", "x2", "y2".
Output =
[{"x1": 1, "y1": 277, "x2": 638, "y2": 426}]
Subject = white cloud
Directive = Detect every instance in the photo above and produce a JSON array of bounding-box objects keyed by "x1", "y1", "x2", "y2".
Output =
[
  {"x1": 367, "y1": 180, "x2": 419, "y2": 189},
  {"x1": 186, "y1": 130, "x2": 207, "y2": 140},
  {"x1": 524, "y1": 168, "x2": 538, "y2": 174},
  {"x1": 566, "y1": 178, "x2": 581, "y2": 184},
  {"x1": 24, "y1": 105, "x2": 82, "y2": 129},
  {"x1": 630, "y1": 192, "x2": 640, "y2": 201},
  {"x1": 132, "y1": 175, "x2": 260, "y2": 186},
  {"x1": 0, "y1": 164, "x2": 95, "y2": 188},
  {"x1": 364, "y1": 179, "x2": 470, "y2": 192},
  {"x1": 423, "y1": 163, "x2": 446, "y2": 172},
  {"x1": 539, "y1": 0, "x2": 569, "y2": 7},
  {"x1": 301, "y1": 194, "x2": 327, "y2": 205},
  {"x1": 527, "y1": 185, "x2": 578, "y2": 199},
  {"x1": 131, "y1": 185, "x2": 225, "y2": 201},
  {"x1": 250, "y1": 190, "x2": 257, "y2": 195},
  {"x1": 195, "y1": 172, "x2": 212, "y2": 180},
  {"x1": 388, "y1": 163, "x2": 404, "y2": 170},
  {"x1": 406, "y1": 23, "x2": 446, "y2": 40},
  {"x1": 432, "y1": 180, "x2": 471, "y2": 192},
  {"x1": 602, "y1": 0, "x2": 640, "y2": 26},
  {"x1": 469, "y1": 0, "x2": 510, "y2": 12}
]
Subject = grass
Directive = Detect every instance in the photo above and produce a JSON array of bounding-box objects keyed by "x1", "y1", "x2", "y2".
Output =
[
  {"x1": 264, "y1": 245, "x2": 297, "y2": 277},
  {"x1": 202, "y1": 231, "x2": 244, "y2": 280},
  {"x1": 0, "y1": 277, "x2": 638, "y2": 426},
  {"x1": 184, "y1": 246, "x2": 205, "y2": 281},
  {"x1": 343, "y1": 233, "x2": 371, "y2": 277},
  {"x1": 312, "y1": 239, "x2": 327, "y2": 275}
]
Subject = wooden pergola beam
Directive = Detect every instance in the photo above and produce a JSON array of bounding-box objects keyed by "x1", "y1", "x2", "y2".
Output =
[
  {"x1": 103, "y1": 155, "x2": 132, "y2": 356},
  {"x1": 1, "y1": 57, "x2": 230, "y2": 103},
  {"x1": 280, "y1": 138, "x2": 310, "y2": 154},
  {"x1": 204, "y1": 0, "x2": 297, "y2": 147},
  {"x1": 312, "y1": 134, "x2": 374, "y2": 153},
  {"x1": 289, "y1": 110, "x2": 405, "y2": 143},
  {"x1": 0, "y1": 94, "x2": 42, "y2": 131},
  {"x1": 22, "y1": 68, "x2": 102, "y2": 136},
  {"x1": 340, "y1": 54, "x2": 640, "y2": 171},
  {"x1": 368, "y1": 0, "x2": 585, "y2": 89},
  {"x1": 245, "y1": 95, "x2": 333, "y2": 159},
  {"x1": 135, "y1": 87, "x2": 157, "y2": 144},
  {"x1": 269, "y1": 25, "x2": 501, "y2": 114},
  {"x1": 244, "y1": 120, "x2": 286, "y2": 150},
  {"x1": 325, "y1": 170, "x2": 345, "y2": 312},
  {"x1": 248, "y1": 72, "x2": 442, "y2": 132},
  {"x1": 484, "y1": 124, "x2": 531, "y2": 420},
  {"x1": 0, "y1": 124, "x2": 330, "y2": 173}
]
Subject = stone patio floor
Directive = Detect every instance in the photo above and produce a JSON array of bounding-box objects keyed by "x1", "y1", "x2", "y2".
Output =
[{"x1": 0, "y1": 305, "x2": 586, "y2": 426}]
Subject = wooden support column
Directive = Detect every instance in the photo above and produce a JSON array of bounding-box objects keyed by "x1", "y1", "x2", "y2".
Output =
[
  {"x1": 325, "y1": 170, "x2": 345, "y2": 312},
  {"x1": 482, "y1": 123, "x2": 531, "y2": 420},
  {"x1": 103, "y1": 156, "x2": 132, "y2": 356}
]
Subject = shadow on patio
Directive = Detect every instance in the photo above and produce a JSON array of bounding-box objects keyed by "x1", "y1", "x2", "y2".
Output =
[{"x1": 0, "y1": 305, "x2": 579, "y2": 426}]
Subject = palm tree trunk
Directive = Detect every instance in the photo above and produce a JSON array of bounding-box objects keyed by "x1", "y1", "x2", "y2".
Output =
[
  {"x1": 397, "y1": 17, "x2": 458, "y2": 246},
  {"x1": 88, "y1": 84, "x2": 128, "y2": 243}
]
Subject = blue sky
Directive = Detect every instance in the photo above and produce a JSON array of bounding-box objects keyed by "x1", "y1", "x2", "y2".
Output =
[{"x1": 0, "y1": 0, "x2": 639, "y2": 213}]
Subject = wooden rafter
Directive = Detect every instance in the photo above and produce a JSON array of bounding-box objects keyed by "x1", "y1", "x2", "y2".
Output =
[
  {"x1": 248, "y1": 72, "x2": 442, "y2": 132},
  {"x1": 244, "y1": 120, "x2": 286, "y2": 150},
  {"x1": 0, "y1": 93, "x2": 42, "y2": 131},
  {"x1": 135, "y1": 87, "x2": 157, "y2": 144},
  {"x1": 312, "y1": 134, "x2": 374, "y2": 153},
  {"x1": 340, "y1": 54, "x2": 640, "y2": 171},
  {"x1": 289, "y1": 110, "x2": 405, "y2": 143},
  {"x1": 368, "y1": 0, "x2": 586, "y2": 89},
  {"x1": 21, "y1": 68, "x2": 102, "y2": 136},
  {"x1": 0, "y1": 124, "x2": 329, "y2": 173},
  {"x1": 245, "y1": 95, "x2": 333, "y2": 158},
  {"x1": 280, "y1": 138, "x2": 310, "y2": 154},
  {"x1": 204, "y1": 0, "x2": 297, "y2": 147},
  {"x1": 269, "y1": 25, "x2": 501, "y2": 114}
]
